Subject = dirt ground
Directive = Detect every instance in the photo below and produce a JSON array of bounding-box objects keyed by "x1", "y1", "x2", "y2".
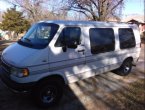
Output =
[{"x1": 0, "y1": 41, "x2": 144, "y2": 110}]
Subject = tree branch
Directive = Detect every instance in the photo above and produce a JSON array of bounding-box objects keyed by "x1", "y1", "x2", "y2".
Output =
[
  {"x1": 111, "y1": 0, "x2": 123, "y2": 11},
  {"x1": 69, "y1": 8, "x2": 91, "y2": 20},
  {"x1": 90, "y1": 0, "x2": 98, "y2": 9}
]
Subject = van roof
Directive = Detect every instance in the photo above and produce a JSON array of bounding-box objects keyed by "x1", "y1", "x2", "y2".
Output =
[{"x1": 38, "y1": 20, "x2": 137, "y2": 27}]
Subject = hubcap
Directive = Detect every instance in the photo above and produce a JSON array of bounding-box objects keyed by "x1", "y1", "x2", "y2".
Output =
[
  {"x1": 124, "y1": 66, "x2": 130, "y2": 73},
  {"x1": 41, "y1": 87, "x2": 57, "y2": 104},
  {"x1": 123, "y1": 62, "x2": 130, "y2": 73}
]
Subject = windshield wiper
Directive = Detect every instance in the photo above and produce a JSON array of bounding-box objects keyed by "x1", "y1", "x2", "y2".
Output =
[
  {"x1": 24, "y1": 38, "x2": 31, "y2": 42},
  {"x1": 23, "y1": 38, "x2": 33, "y2": 46}
]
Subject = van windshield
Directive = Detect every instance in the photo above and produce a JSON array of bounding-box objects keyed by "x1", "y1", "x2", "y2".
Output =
[{"x1": 18, "y1": 23, "x2": 59, "y2": 49}]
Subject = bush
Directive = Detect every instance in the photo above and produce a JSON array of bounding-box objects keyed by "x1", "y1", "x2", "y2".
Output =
[
  {"x1": 140, "y1": 31, "x2": 145, "y2": 39},
  {"x1": 140, "y1": 31, "x2": 145, "y2": 43}
]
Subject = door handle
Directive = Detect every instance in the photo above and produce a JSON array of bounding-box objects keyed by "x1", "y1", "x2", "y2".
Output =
[
  {"x1": 77, "y1": 49, "x2": 85, "y2": 52},
  {"x1": 80, "y1": 44, "x2": 85, "y2": 46}
]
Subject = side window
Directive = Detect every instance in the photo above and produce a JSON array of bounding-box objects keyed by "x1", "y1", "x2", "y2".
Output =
[
  {"x1": 89, "y1": 28, "x2": 115, "y2": 54},
  {"x1": 55, "y1": 27, "x2": 81, "y2": 49},
  {"x1": 119, "y1": 28, "x2": 136, "y2": 49}
]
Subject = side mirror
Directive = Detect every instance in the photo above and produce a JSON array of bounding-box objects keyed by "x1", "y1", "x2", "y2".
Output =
[
  {"x1": 18, "y1": 36, "x2": 23, "y2": 40},
  {"x1": 62, "y1": 46, "x2": 67, "y2": 52}
]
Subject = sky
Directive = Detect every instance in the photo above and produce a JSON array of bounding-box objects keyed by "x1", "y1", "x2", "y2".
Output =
[
  {"x1": 0, "y1": 0, "x2": 144, "y2": 17},
  {"x1": 123, "y1": 0, "x2": 144, "y2": 15},
  {"x1": 0, "y1": 1, "x2": 11, "y2": 11}
]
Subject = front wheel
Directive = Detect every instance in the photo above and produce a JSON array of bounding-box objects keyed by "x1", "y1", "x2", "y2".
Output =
[
  {"x1": 33, "y1": 79, "x2": 63, "y2": 107},
  {"x1": 113, "y1": 59, "x2": 133, "y2": 76}
]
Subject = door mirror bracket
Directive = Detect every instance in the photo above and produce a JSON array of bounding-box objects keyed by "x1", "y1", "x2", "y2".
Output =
[{"x1": 62, "y1": 46, "x2": 67, "y2": 52}]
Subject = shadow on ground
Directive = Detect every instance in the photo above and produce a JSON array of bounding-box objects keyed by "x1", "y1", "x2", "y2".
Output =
[
  {"x1": 0, "y1": 66, "x2": 144, "y2": 110},
  {"x1": 0, "y1": 42, "x2": 144, "y2": 110}
]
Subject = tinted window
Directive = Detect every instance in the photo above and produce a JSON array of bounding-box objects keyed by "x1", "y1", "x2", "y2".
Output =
[
  {"x1": 55, "y1": 27, "x2": 81, "y2": 48},
  {"x1": 89, "y1": 28, "x2": 115, "y2": 54},
  {"x1": 119, "y1": 28, "x2": 136, "y2": 49}
]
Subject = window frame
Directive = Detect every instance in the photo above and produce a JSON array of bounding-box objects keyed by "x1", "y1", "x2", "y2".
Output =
[
  {"x1": 118, "y1": 28, "x2": 136, "y2": 49},
  {"x1": 89, "y1": 28, "x2": 115, "y2": 54},
  {"x1": 18, "y1": 23, "x2": 59, "y2": 49},
  {"x1": 54, "y1": 26, "x2": 81, "y2": 49}
]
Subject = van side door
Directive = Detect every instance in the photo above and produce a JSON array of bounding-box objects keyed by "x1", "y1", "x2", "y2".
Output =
[
  {"x1": 85, "y1": 27, "x2": 116, "y2": 74},
  {"x1": 48, "y1": 26, "x2": 86, "y2": 83}
]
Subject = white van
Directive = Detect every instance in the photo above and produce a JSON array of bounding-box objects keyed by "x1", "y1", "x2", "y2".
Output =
[{"x1": 0, "y1": 20, "x2": 141, "y2": 107}]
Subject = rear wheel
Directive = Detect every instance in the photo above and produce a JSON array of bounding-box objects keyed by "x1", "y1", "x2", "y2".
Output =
[
  {"x1": 113, "y1": 59, "x2": 133, "y2": 76},
  {"x1": 32, "y1": 78, "x2": 64, "y2": 107}
]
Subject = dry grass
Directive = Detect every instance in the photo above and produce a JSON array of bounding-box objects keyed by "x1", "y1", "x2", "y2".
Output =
[
  {"x1": 0, "y1": 41, "x2": 144, "y2": 110},
  {"x1": 105, "y1": 79, "x2": 145, "y2": 110}
]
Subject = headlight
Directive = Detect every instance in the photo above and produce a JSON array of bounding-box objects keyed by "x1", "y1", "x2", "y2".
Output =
[{"x1": 11, "y1": 67, "x2": 29, "y2": 78}]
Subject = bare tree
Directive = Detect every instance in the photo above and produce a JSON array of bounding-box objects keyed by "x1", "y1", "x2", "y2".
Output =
[
  {"x1": 0, "y1": 11, "x2": 3, "y2": 22},
  {"x1": 4, "y1": 0, "x2": 68, "y2": 23},
  {"x1": 3, "y1": 0, "x2": 48, "y2": 23},
  {"x1": 63, "y1": 0, "x2": 124, "y2": 21}
]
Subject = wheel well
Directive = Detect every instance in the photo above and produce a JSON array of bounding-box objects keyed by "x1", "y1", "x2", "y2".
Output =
[
  {"x1": 37, "y1": 75, "x2": 65, "y2": 86},
  {"x1": 124, "y1": 57, "x2": 133, "y2": 62}
]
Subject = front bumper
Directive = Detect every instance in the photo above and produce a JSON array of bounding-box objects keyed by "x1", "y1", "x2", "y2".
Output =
[{"x1": 0, "y1": 67, "x2": 36, "y2": 92}]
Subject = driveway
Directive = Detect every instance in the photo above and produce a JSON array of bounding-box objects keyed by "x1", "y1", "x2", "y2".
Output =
[
  {"x1": 0, "y1": 43, "x2": 144, "y2": 110},
  {"x1": 0, "y1": 40, "x2": 15, "y2": 55},
  {"x1": 0, "y1": 40, "x2": 14, "y2": 45}
]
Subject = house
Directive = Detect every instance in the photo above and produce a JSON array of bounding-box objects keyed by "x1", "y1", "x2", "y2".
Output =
[
  {"x1": 127, "y1": 19, "x2": 145, "y2": 34},
  {"x1": 122, "y1": 15, "x2": 145, "y2": 33}
]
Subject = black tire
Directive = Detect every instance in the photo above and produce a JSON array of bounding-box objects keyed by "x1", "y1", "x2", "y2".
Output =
[
  {"x1": 113, "y1": 59, "x2": 132, "y2": 76},
  {"x1": 32, "y1": 78, "x2": 64, "y2": 108}
]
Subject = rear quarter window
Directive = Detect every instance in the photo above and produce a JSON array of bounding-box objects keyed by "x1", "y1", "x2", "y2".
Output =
[{"x1": 119, "y1": 28, "x2": 136, "y2": 49}]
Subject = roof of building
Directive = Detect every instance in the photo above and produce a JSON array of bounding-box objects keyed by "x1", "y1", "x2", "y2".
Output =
[{"x1": 122, "y1": 15, "x2": 145, "y2": 23}]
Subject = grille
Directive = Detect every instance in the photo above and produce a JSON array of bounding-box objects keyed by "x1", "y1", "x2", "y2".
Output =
[{"x1": 1, "y1": 60, "x2": 11, "y2": 74}]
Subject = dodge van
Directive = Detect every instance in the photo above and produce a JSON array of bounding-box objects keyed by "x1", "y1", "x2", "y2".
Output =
[{"x1": 0, "y1": 20, "x2": 141, "y2": 107}]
